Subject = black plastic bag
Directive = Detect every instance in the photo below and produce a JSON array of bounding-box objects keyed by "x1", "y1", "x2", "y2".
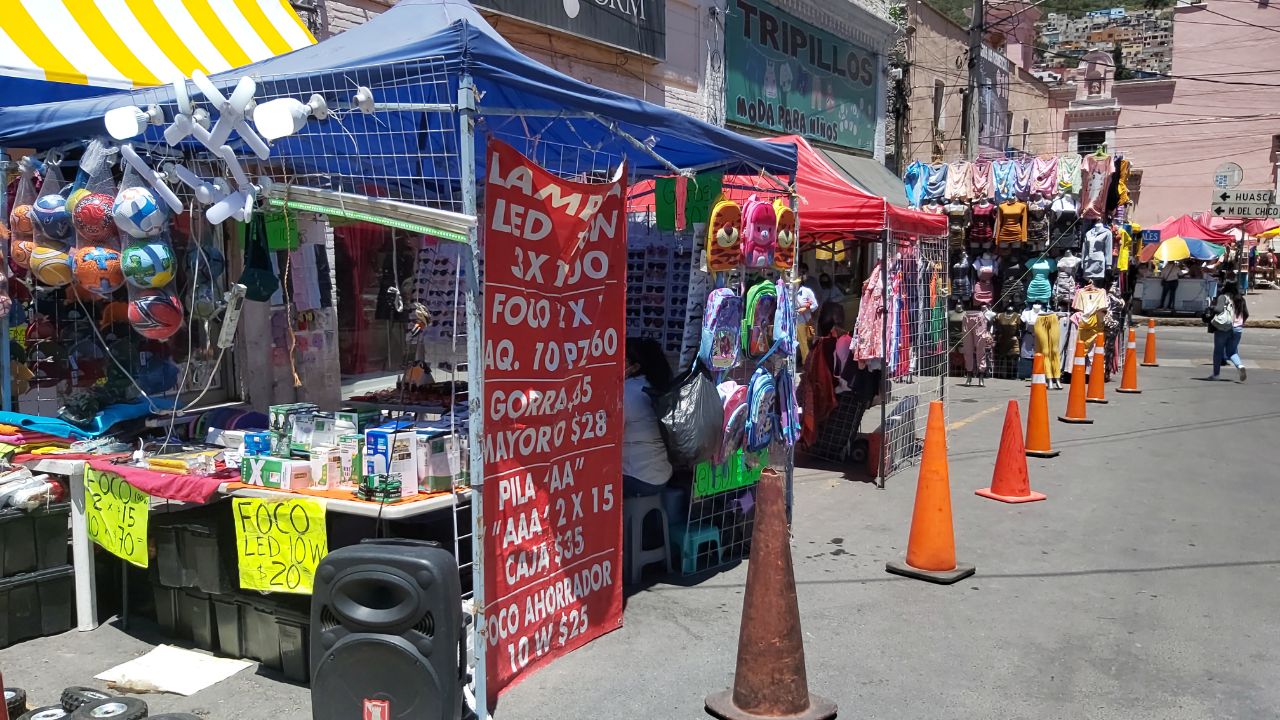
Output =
[{"x1": 649, "y1": 360, "x2": 723, "y2": 467}]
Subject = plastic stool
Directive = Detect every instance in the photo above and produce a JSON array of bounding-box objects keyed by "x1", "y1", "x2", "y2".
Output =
[
  {"x1": 673, "y1": 523, "x2": 723, "y2": 575},
  {"x1": 623, "y1": 495, "x2": 671, "y2": 584}
]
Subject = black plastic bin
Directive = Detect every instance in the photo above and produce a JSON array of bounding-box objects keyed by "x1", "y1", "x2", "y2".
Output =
[
  {"x1": 177, "y1": 589, "x2": 217, "y2": 651},
  {"x1": 0, "y1": 503, "x2": 70, "y2": 578},
  {"x1": 218, "y1": 594, "x2": 310, "y2": 683},
  {"x1": 0, "y1": 565, "x2": 74, "y2": 648},
  {"x1": 152, "y1": 517, "x2": 236, "y2": 594}
]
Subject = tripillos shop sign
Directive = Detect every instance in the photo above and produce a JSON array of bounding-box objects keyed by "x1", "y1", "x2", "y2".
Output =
[{"x1": 724, "y1": 0, "x2": 879, "y2": 153}]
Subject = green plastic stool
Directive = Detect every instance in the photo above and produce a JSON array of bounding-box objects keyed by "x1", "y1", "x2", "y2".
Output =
[{"x1": 673, "y1": 524, "x2": 723, "y2": 575}]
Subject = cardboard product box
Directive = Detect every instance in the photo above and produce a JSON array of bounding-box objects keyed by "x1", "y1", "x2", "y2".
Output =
[
  {"x1": 309, "y1": 446, "x2": 342, "y2": 490},
  {"x1": 423, "y1": 434, "x2": 467, "y2": 492},
  {"x1": 310, "y1": 414, "x2": 358, "y2": 450},
  {"x1": 364, "y1": 424, "x2": 419, "y2": 499},
  {"x1": 268, "y1": 403, "x2": 319, "y2": 455},
  {"x1": 242, "y1": 432, "x2": 275, "y2": 457},
  {"x1": 240, "y1": 456, "x2": 312, "y2": 490},
  {"x1": 336, "y1": 434, "x2": 364, "y2": 489}
]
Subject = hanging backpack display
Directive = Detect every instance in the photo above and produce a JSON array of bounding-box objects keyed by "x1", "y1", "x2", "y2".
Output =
[
  {"x1": 705, "y1": 197, "x2": 742, "y2": 273},
  {"x1": 716, "y1": 380, "x2": 749, "y2": 463},
  {"x1": 649, "y1": 360, "x2": 724, "y2": 467},
  {"x1": 740, "y1": 195, "x2": 777, "y2": 269},
  {"x1": 775, "y1": 367, "x2": 800, "y2": 447},
  {"x1": 744, "y1": 366, "x2": 776, "y2": 452},
  {"x1": 773, "y1": 279, "x2": 796, "y2": 358},
  {"x1": 699, "y1": 288, "x2": 742, "y2": 371},
  {"x1": 773, "y1": 199, "x2": 796, "y2": 272},
  {"x1": 742, "y1": 281, "x2": 777, "y2": 359}
]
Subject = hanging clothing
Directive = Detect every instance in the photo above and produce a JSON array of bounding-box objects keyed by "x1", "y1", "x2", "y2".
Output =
[
  {"x1": 1033, "y1": 311, "x2": 1062, "y2": 380},
  {"x1": 1073, "y1": 285, "x2": 1108, "y2": 351},
  {"x1": 946, "y1": 160, "x2": 973, "y2": 201},
  {"x1": 1028, "y1": 198, "x2": 1051, "y2": 249},
  {"x1": 1026, "y1": 257, "x2": 1055, "y2": 303},
  {"x1": 992, "y1": 159, "x2": 1018, "y2": 202},
  {"x1": 951, "y1": 253, "x2": 973, "y2": 302},
  {"x1": 800, "y1": 336, "x2": 838, "y2": 448},
  {"x1": 925, "y1": 162, "x2": 949, "y2": 202},
  {"x1": 996, "y1": 200, "x2": 1028, "y2": 244},
  {"x1": 903, "y1": 161, "x2": 929, "y2": 208},
  {"x1": 973, "y1": 254, "x2": 997, "y2": 306},
  {"x1": 1083, "y1": 224, "x2": 1113, "y2": 279},
  {"x1": 1057, "y1": 154, "x2": 1083, "y2": 195},
  {"x1": 1115, "y1": 225, "x2": 1135, "y2": 272},
  {"x1": 1115, "y1": 158, "x2": 1131, "y2": 205},
  {"x1": 999, "y1": 273, "x2": 1025, "y2": 309},
  {"x1": 1013, "y1": 158, "x2": 1034, "y2": 198},
  {"x1": 853, "y1": 262, "x2": 886, "y2": 363},
  {"x1": 945, "y1": 202, "x2": 969, "y2": 249},
  {"x1": 961, "y1": 311, "x2": 992, "y2": 374},
  {"x1": 1031, "y1": 156, "x2": 1059, "y2": 197},
  {"x1": 1050, "y1": 194, "x2": 1080, "y2": 250},
  {"x1": 1105, "y1": 157, "x2": 1123, "y2": 216},
  {"x1": 1054, "y1": 254, "x2": 1081, "y2": 307},
  {"x1": 968, "y1": 202, "x2": 996, "y2": 246},
  {"x1": 1080, "y1": 154, "x2": 1113, "y2": 219},
  {"x1": 1019, "y1": 308, "x2": 1038, "y2": 359},
  {"x1": 971, "y1": 159, "x2": 993, "y2": 199},
  {"x1": 995, "y1": 311, "x2": 1022, "y2": 357}
]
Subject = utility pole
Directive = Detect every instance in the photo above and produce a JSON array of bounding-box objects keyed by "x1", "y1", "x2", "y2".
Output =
[{"x1": 965, "y1": 0, "x2": 984, "y2": 160}]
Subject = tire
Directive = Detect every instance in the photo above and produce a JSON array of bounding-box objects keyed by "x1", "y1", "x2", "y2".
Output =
[
  {"x1": 5, "y1": 688, "x2": 28, "y2": 717},
  {"x1": 19, "y1": 706, "x2": 71, "y2": 720},
  {"x1": 59, "y1": 689, "x2": 113, "y2": 713},
  {"x1": 69, "y1": 698, "x2": 146, "y2": 720}
]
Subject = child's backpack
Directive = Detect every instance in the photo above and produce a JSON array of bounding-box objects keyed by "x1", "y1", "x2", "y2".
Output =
[
  {"x1": 775, "y1": 367, "x2": 799, "y2": 447},
  {"x1": 773, "y1": 279, "x2": 796, "y2": 358},
  {"x1": 717, "y1": 380, "x2": 749, "y2": 463},
  {"x1": 740, "y1": 195, "x2": 777, "y2": 268},
  {"x1": 705, "y1": 197, "x2": 742, "y2": 273},
  {"x1": 744, "y1": 366, "x2": 776, "y2": 452},
  {"x1": 698, "y1": 288, "x2": 742, "y2": 371},
  {"x1": 773, "y1": 199, "x2": 796, "y2": 272},
  {"x1": 741, "y1": 281, "x2": 777, "y2": 359}
]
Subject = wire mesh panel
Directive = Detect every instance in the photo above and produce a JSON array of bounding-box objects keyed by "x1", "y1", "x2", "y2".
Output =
[{"x1": 881, "y1": 230, "x2": 949, "y2": 482}]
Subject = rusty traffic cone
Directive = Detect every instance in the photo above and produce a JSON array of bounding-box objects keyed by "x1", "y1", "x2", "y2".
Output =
[
  {"x1": 1025, "y1": 353, "x2": 1060, "y2": 458},
  {"x1": 1141, "y1": 318, "x2": 1159, "y2": 367},
  {"x1": 977, "y1": 400, "x2": 1046, "y2": 503},
  {"x1": 885, "y1": 401, "x2": 975, "y2": 585},
  {"x1": 706, "y1": 468, "x2": 836, "y2": 720},
  {"x1": 1086, "y1": 333, "x2": 1109, "y2": 404},
  {"x1": 1117, "y1": 327, "x2": 1142, "y2": 394},
  {"x1": 1058, "y1": 341, "x2": 1093, "y2": 424}
]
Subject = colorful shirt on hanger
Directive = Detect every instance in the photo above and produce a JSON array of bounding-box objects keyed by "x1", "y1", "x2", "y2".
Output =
[
  {"x1": 1083, "y1": 223, "x2": 1113, "y2": 278},
  {"x1": 952, "y1": 253, "x2": 973, "y2": 301},
  {"x1": 1026, "y1": 257, "x2": 1055, "y2": 303},
  {"x1": 973, "y1": 254, "x2": 997, "y2": 305},
  {"x1": 946, "y1": 160, "x2": 973, "y2": 201},
  {"x1": 1057, "y1": 154, "x2": 1083, "y2": 195},
  {"x1": 853, "y1": 261, "x2": 886, "y2": 363},
  {"x1": 925, "y1": 162, "x2": 949, "y2": 201},
  {"x1": 992, "y1": 159, "x2": 1018, "y2": 202},
  {"x1": 903, "y1": 160, "x2": 929, "y2": 208},
  {"x1": 969, "y1": 202, "x2": 996, "y2": 245},
  {"x1": 945, "y1": 202, "x2": 969, "y2": 248},
  {"x1": 1054, "y1": 254, "x2": 1080, "y2": 306},
  {"x1": 1031, "y1": 156, "x2": 1059, "y2": 197},
  {"x1": 1013, "y1": 158, "x2": 1034, "y2": 198},
  {"x1": 1028, "y1": 198, "x2": 1051, "y2": 248},
  {"x1": 996, "y1": 200, "x2": 1028, "y2": 244},
  {"x1": 1115, "y1": 225, "x2": 1135, "y2": 272},
  {"x1": 1115, "y1": 158, "x2": 1131, "y2": 206},
  {"x1": 971, "y1": 159, "x2": 993, "y2": 199},
  {"x1": 1080, "y1": 154, "x2": 1113, "y2": 219}
]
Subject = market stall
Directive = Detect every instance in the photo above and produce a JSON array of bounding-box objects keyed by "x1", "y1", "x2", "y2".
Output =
[
  {"x1": 0, "y1": 1, "x2": 799, "y2": 717},
  {"x1": 1136, "y1": 215, "x2": 1233, "y2": 314}
]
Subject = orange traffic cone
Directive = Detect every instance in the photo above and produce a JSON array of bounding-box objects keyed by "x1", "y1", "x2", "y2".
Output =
[
  {"x1": 1086, "y1": 333, "x2": 1108, "y2": 404},
  {"x1": 1025, "y1": 353, "x2": 1059, "y2": 458},
  {"x1": 1058, "y1": 341, "x2": 1093, "y2": 424},
  {"x1": 1140, "y1": 318, "x2": 1159, "y2": 367},
  {"x1": 977, "y1": 400, "x2": 1046, "y2": 503},
  {"x1": 1117, "y1": 327, "x2": 1142, "y2": 394},
  {"x1": 885, "y1": 401, "x2": 975, "y2": 585}
]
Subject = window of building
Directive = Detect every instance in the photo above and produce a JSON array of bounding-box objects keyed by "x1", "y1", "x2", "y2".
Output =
[{"x1": 1077, "y1": 130, "x2": 1107, "y2": 154}]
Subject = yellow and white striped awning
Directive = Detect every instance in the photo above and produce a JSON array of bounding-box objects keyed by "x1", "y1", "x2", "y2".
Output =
[{"x1": 0, "y1": 0, "x2": 315, "y2": 91}]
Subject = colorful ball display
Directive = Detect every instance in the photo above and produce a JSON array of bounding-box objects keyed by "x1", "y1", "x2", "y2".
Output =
[
  {"x1": 127, "y1": 289, "x2": 184, "y2": 340},
  {"x1": 66, "y1": 188, "x2": 91, "y2": 213},
  {"x1": 121, "y1": 240, "x2": 176, "y2": 288},
  {"x1": 191, "y1": 283, "x2": 220, "y2": 320},
  {"x1": 11, "y1": 239, "x2": 35, "y2": 269},
  {"x1": 72, "y1": 193, "x2": 117, "y2": 243},
  {"x1": 32, "y1": 194, "x2": 74, "y2": 241},
  {"x1": 113, "y1": 187, "x2": 167, "y2": 238},
  {"x1": 30, "y1": 244, "x2": 73, "y2": 287},
  {"x1": 72, "y1": 245, "x2": 125, "y2": 296},
  {"x1": 186, "y1": 242, "x2": 226, "y2": 281},
  {"x1": 9, "y1": 205, "x2": 34, "y2": 236}
]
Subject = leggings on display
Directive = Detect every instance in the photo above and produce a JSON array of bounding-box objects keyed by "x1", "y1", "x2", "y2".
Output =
[
  {"x1": 1033, "y1": 313, "x2": 1062, "y2": 379},
  {"x1": 961, "y1": 312, "x2": 992, "y2": 374}
]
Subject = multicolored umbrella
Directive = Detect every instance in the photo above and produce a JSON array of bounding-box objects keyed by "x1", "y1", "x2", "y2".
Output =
[{"x1": 1138, "y1": 235, "x2": 1227, "y2": 263}]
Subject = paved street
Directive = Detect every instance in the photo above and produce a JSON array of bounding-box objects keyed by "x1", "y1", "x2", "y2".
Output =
[{"x1": 3, "y1": 328, "x2": 1277, "y2": 719}]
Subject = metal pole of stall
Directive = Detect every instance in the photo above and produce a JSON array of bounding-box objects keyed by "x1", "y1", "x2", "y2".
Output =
[
  {"x1": 458, "y1": 73, "x2": 489, "y2": 720},
  {"x1": 878, "y1": 229, "x2": 890, "y2": 488},
  {"x1": 0, "y1": 151, "x2": 10, "y2": 412},
  {"x1": 785, "y1": 193, "x2": 799, "y2": 522}
]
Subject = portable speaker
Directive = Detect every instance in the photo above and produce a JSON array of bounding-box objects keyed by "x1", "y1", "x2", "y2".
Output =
[{"x1": 310, "y1": 539, "x2": 463, "y2": 720}]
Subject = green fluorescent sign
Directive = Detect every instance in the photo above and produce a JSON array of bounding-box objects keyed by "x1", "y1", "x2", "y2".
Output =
[{"x1": 724, "y1": 0, "x2": 879, "y2": 153}]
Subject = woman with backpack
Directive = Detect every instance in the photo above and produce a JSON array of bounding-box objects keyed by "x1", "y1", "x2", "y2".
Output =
[{"x1": 1207, "y1": 281, "x2": 1248, "y2": 382}]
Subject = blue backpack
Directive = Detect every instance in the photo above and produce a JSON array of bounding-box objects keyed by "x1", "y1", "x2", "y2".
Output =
[
  {"x1": 773, "y1": 279, "x2": 797, "y2": 358},
  {"x1": 744, "y1": 366, "x2": 776, "y2": 452},
  {"x1": 775, "y1": 367, "x2": 799, "y2": 447},
  {"x1": 699, "y1": 288, "x2": 742, "y2": 371}
]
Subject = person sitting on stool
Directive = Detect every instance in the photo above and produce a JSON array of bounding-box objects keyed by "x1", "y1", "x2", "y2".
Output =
[{"x1": 622, "y1": 338, "x2": 672, "y2": 498}]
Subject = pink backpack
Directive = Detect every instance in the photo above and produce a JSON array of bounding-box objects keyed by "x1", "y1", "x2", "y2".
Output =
[{"x1": 740, "y1": 195, "x2": 777, "y2": 268}]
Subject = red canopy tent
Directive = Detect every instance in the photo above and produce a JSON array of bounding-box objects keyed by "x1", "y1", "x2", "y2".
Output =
[
  {"x1": 628, "y1": 135, "x2": 946, "y2": 243},
  {"x1": 1149, "y1": 214, "x2": 1234, "y2": 243}
]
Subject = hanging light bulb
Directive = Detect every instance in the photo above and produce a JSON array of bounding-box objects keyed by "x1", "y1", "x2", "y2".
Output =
[
  {"x1": 253, "y1": 94, "x2": 330, "y2": 141},
  {"x1": 104, "y1": 104, "x2": 164, "y2": 140}
]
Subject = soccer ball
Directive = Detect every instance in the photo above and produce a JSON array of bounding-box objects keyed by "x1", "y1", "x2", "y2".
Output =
[
  {"x1": 186, "y1": 242, "x2": 226, "y2": 282},
  {"x1": 11, "y1": 239, "x2": 36, "y2": 269},
  {"x1": 72, "y1": 193, "x2": 117, "y2": 243},
  {"x1": 113, "y1": 187, "x2": 167, "y2": 238},
  {"x1": 127, "y1": 289, "x2": 184, "y2": 340},
  {"x1": 120, "y1": 240, "x2": 176, "y2": 288},
  {"x1": 72, "y1": 245, "x2": 125, "y2": 296},
  {"x1": 32, "y1": 194, "x2": 74, "y2": 241},
  {"x1": 9, "y1": 205, "x2": 34, "y2": 236},
  {"x1": 30, "y1": 244, "x2": 74, "y2": 287}
]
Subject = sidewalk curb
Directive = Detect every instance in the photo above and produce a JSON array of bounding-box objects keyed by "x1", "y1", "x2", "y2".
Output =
[{"x1": 1134, "y1": 316, "x2": 1280, "y2": 329}]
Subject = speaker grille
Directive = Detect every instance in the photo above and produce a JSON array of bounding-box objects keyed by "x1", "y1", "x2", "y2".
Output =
[
  {"x1": 414, "y1": 611, "x2": 434, "y2": 638},
  {"x1": 321, "y1": 604, "x2": 340, "y2": 631}
]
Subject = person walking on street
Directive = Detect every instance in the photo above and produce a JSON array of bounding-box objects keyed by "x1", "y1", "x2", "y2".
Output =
[
  {"x1": 793, "y1": 276, "x2": 818, "y2": 365},
  {"x1": 1208, "y1": 281, "x2": 1248, "y2": 382},
  {"x1": 1159, "y1": 260, "x2": 1182, "y2": 310}
]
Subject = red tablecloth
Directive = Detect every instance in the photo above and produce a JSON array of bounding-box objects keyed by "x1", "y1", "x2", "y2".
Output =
[{"x1": 85, "y1": 456, "x2": 225, "y2": 503}]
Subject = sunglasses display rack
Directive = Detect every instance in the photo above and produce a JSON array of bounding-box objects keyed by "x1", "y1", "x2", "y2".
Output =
[{"x1": 625, "y1": 223, "x2": 705, "y2": 368}]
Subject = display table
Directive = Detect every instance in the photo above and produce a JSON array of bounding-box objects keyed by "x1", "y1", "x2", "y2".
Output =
[{"x1": 1137, "y1": 276, "x2": 1218, "y2": 314}]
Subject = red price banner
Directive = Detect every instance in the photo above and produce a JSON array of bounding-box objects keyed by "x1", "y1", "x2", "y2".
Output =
[{"x1": 482, "y1": 139, "x2": 627, "y2": 701}]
